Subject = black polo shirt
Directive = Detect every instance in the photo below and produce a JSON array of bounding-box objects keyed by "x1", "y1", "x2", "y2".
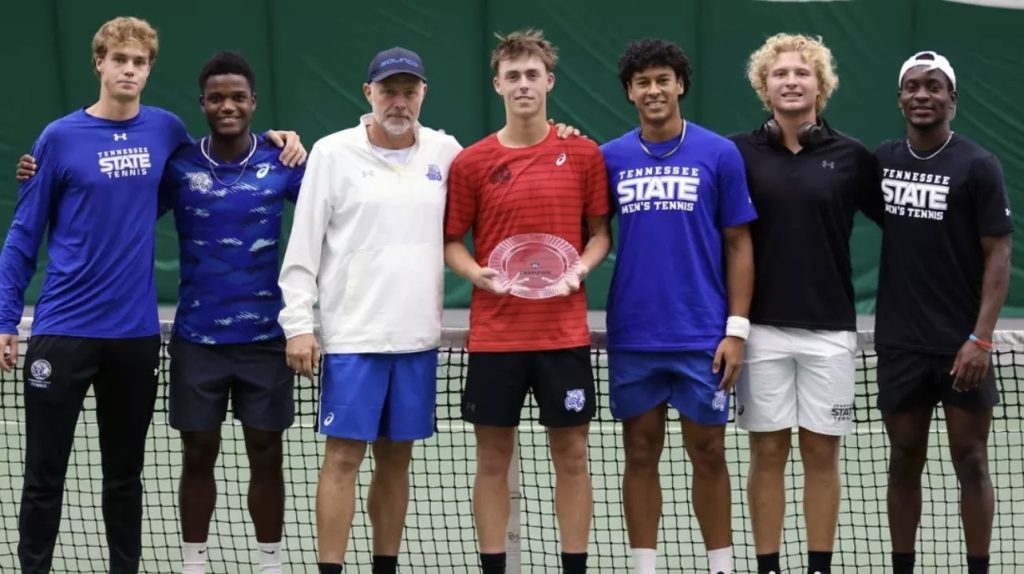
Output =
[
  {"x1": 730, "y1": 120, "x2": 882, "y2": 331},
  {"x1": 875, "y1": 134, "x2": 1013, "y2": 354}
]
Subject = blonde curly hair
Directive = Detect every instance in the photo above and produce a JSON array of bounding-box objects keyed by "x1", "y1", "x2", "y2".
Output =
[{"x1": 747, "y1": 33, "x2": 838, "y2": 114}]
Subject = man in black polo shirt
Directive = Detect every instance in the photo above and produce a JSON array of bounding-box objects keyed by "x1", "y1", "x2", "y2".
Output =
[
  {"x1": 730, "y1": 33, "x2": 882, "y2": 574},
  {"x1": 875, "y1": 51, "x2": 1012, "y2": 574}
]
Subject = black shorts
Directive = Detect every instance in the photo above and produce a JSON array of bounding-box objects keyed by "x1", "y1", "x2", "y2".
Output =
[
  {"x1": 462, "y1": 346, "x2": 595, "y2": 428},
  {"x1": 168, "y1": 337, "x2": 294, "y2": 432},
  {"x1": 876, "y1": 347, "x2": 999, "y2": 413}
]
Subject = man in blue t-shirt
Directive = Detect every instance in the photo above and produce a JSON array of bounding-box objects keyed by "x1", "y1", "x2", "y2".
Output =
[
  {"x1": 157, "y1": 51, "x2": 304, "y2": 574},
  {"x1": 601, "y1": 39, "x2": 755, "y2": 574},
  {"x1": 1, "y1": 18, "x2": 303, "y2": 574}
]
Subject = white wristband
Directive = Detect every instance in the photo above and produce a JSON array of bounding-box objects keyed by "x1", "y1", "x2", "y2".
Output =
[{"x1": 726, "y1": 316, "x2": 751, "y2": 340}]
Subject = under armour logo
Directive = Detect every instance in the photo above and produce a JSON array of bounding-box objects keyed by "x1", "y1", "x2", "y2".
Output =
[
  {"x1": 113, "y1": 133, "x2": 127, "y2": 141},
  {"x1": 821, "y1": 160, "x2": 834, "y2": 169},
  {"x1": 362, "y1": 170, "x2": 375, "y2": 178},
  {"x1": 153, "y1": 367, "x2": 159, "y2": 377}
]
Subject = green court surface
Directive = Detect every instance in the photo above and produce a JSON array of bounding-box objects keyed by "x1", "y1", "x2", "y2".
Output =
[{"x1": 2, "y1": 329, "x2": 1023, "y2": 572}]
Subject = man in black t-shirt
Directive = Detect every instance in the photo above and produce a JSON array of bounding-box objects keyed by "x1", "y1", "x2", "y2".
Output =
[
  {"x1": 730, "y1": 33, "x2": 883, "y2": 574},
  {"x1": 875, "y1": 51, "x2": 1013, "y2": 574}
]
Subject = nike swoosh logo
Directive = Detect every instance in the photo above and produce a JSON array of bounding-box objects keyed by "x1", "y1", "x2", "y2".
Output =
[
  {"x1": 197, "y1": 549, "x2": 207, "y2": 555},
  {"x1": 260, "y1": 549, "x2": 277, "y2": 555}
]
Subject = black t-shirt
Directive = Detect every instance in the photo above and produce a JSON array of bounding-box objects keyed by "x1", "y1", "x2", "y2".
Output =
[
  {"x1": 731, "y1": 121, "x2": 882, "y2": 331},
  {"x1": 875, "y1": 133, "x2": 1013, "y2": 353}
]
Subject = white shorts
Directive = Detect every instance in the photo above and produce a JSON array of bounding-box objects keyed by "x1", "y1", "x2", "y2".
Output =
[{"x1": 735, "y1": 325, "x2": 857, "y2": 435}]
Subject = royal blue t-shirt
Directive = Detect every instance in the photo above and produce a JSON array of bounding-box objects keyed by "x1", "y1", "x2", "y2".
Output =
[
  {"x1": 601, "y1": 122, "x2": 757, "y2": 351},
  {"x1": 0, "y1": 106, "x2": 191, "y2": 337},
  {"x1": 160, "y1": 134, "x2": 304, "y2": 344}
]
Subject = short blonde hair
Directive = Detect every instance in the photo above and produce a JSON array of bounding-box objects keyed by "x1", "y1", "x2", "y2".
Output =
[
  {"x1": 491, "y1": 29, "x2": 558, "y2": 75},
  {"x1": 92, "y1": 16, "x2": 159, "y2": 66},
  {"x1": 747, "y1": 33, "x2": 838, "y2": 114}
]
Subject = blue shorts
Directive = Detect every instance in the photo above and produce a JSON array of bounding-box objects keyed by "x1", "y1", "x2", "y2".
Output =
[
  {"x1": 318, "y1": 349, "x2": 438, "y2": 441},
  {"x1": 608, "y1": 350, "x2": 729, "y2": 425}
]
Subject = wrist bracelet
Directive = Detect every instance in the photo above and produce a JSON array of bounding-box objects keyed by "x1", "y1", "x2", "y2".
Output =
[
  {"x1": 969, "y1": 334, "x2": 993, "y2": 352},
  {"x1": 726, "y1": 316, "x2": 750, "y2": 340}
]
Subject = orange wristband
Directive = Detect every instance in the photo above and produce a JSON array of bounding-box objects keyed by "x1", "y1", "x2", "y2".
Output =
[{"x1": 969, "y1": 334, "x2": 993, "y2": 351}]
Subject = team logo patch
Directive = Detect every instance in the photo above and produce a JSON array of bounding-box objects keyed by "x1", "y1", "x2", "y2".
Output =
[
  {"x1": 831, "y1": 403, "x2": 853, "y2": 422},
  {"x1": 323, "y1": 412, "x2": 335, "y2": 427},
  {"x1": 30, "y1": 359, "x2": 51, "y2": 380},
  {"x1": 426, "y1": 164, "x2": 442, "y2": 181},
  {"x1": 711, "y1": 390, "x2": 728, "y2": 412},
  {"x1": 28, "y1": 359, "x2": 52, "y2": 390},
  {"x1": 255, "y1": 163, "x2": 271, "y2": 179},
  {"x1": 565, "y1": 389, "x2": 586, "y2": 412},
  {"x1": 489, "y1": 164, "x2": 512, "y2": 185},
  {"x1": 187, "y1": 172, "x2": 213, "y2": 193}
]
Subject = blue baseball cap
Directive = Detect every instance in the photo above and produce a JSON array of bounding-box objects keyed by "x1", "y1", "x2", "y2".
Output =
[{"x1": 367, "y1": 47, "x2": 427, "y2": 83}]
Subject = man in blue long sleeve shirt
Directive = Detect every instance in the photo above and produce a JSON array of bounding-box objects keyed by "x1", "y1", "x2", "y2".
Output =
[{"x1": 0, "y1": 17, "x2": 303, "y2": 574}]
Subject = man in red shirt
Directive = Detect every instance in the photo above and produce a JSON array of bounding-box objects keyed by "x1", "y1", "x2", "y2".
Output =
[{"x1": 443, "y1": 29, "x2": 612, "y2": 574}]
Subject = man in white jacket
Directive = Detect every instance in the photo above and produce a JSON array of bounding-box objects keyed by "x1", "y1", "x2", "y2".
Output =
[{"x1": 277, "y1": 48, "x2": 462, "y2": 574}]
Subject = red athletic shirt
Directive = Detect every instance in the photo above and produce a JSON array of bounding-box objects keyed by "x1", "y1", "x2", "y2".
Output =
[{"x1": 445, "y1": 129, "x2": 610, "y2": 352}]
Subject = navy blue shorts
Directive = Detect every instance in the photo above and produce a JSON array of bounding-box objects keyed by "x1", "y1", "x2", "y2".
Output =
[{"x1": 168, "y1": 337, "x2": 294, "y2": 432}]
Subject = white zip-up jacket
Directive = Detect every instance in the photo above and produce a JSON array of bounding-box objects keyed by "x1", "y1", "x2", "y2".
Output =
[{"x1": 278, "y1": 114, "x2": 462, "y2": 353}]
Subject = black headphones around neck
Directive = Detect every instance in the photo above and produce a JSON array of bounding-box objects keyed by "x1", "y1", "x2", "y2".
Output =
[{"x1": 763, "y1": 117, "x2": 825, "y2": 149}]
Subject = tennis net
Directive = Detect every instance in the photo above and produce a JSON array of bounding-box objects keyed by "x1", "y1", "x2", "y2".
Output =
[{"x1": 1, "y1": 323, "x2": 1022, "y2": 573}]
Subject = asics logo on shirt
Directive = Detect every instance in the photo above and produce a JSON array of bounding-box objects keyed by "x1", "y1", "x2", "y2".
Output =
[
  {"x1": 97, "y1": 147, "x2": 151, "y2": 179},
  {"x1": 555, "y1": 152, "x2": 567, "y2": 166},
  {"x1": 255, "y1": 163, "x2": 271, "y2": 179},
  {"x1": 881, "y1": 167, "x2": 950, "y2": 221},
  {"x1": 616, "y1": 164, "x2": 701, "y2": 214}
]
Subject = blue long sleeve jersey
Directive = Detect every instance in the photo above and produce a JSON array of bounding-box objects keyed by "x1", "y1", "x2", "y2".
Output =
[{"x1": 0, "y1": 106, "x2": 191, "y2": 337}]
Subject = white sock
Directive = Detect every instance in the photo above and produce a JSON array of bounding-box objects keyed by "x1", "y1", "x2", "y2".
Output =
[
  {"x1": 181, "y1": 542, "x2": 208, "y2": 574},
  {"x1": 257, "y1": 541, "x2": 283, "y2": 573},
  {"x1": 708, "y1": 546, "x2": 732, "y2": 574},
  {"x1": 632, "y1": 547, "x2": 657, "y2": 573}
]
